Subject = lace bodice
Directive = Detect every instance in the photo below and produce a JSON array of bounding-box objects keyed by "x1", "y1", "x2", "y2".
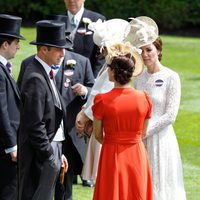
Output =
[{"x1": 135, "y1": 66, "x2": 181, "y2": 138}]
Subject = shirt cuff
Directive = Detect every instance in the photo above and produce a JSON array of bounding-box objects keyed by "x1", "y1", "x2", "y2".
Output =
[
  {"x1": 81, "y1": 87, "x2": 88, "y2": 100},
  {"x1": 5, "y1": 145, "x2": 17, "y2": 154}
]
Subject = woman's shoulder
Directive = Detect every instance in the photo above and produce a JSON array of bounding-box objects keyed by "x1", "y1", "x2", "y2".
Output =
[{"x1": 162, "y1": 66, "x2": 179, "y2": 79}]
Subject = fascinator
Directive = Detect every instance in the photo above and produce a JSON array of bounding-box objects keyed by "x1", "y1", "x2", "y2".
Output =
[
  {"x1": 88, "y1": 18, "x2": 129, "y2": 51},
  {"x1": 125, "y1": 16, "x2": 159, "y2": 48},
  {"x1": 106, "y1": 42, "x2": 144, "y2": 77}
]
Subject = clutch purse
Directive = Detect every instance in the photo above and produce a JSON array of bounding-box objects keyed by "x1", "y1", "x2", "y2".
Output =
[{"x1": 83, "y1": 119, "x2": 93, "y2": 138}]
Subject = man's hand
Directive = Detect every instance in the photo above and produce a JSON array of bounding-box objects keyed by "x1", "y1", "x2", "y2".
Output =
[
  {"x1": 75, "y1": 108, "x2": 90, "y2": 135},
  {"x1": 10, "y1": 150, "x2": 17, "y2": 162},
  {"x1": 71, "y1": 83, "x2": 87, "y2": 96},
  {"x1": 61, "y1": 154, "x2": 68, "y2": 173}
]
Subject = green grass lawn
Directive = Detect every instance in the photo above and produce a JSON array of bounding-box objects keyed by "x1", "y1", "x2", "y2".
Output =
[{"x1": 12, "y1": 28, "x2": 200, "y2": 200}]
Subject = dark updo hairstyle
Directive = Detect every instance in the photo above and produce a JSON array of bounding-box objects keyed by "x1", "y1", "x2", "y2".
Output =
[
  {"x1": 153, "y1": 37, "x2": 163, "y2": 61},
  {"x1": 108, "y1": 54, "x2": 135, "y2": 85}
]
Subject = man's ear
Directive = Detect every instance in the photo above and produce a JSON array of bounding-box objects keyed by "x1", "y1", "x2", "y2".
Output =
[
  {"x1": 41, "y1": 46, "x2": 48, "y2": 54},
  {"x1": 2, "y1": 41, "x2": 9, "y2": 50}
]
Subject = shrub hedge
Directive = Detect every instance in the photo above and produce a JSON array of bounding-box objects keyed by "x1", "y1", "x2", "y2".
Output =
[{"x1": 1, "y1": 0, "x2": 199, "y2": 30}]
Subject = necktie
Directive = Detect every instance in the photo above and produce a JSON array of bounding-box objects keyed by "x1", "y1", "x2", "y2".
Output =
[
  {"x1": 71, "y1": 16, "x2": 77, "y2": 29},
  {"x1": 6, "y1": 62, "x2": 12, "y2": 74},
  {"x1": 49, "y1": 69, "x2": 54, "y2": 79}
]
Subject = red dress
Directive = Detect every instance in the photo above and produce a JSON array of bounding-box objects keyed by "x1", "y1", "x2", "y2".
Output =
[{"x1": 92, "y1": 88, "x2": 153, "y2": 200}]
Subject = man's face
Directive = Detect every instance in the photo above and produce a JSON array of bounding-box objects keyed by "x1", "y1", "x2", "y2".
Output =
[
  {"x1": 6, "y1": 39, "x2": 20, "y2": 60},
  {"x1": 64, "y1": 0, "x2": 85, "y2": 15},
  {"x1": 45, "y1": 47, "x2": 65, "y2": 67}
]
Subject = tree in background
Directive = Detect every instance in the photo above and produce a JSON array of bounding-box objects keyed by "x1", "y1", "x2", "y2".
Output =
[{"x1": 1, "y1": 0, "x2": 200, "y2": 32}]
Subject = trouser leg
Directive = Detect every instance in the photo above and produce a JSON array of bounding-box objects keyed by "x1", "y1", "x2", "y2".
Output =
[{"x1": 32, "y1": 141, "x2": 62, "y2": 200}]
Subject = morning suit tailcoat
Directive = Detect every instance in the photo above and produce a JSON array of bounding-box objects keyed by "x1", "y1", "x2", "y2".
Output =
[
  {"x1": 55, "y1": 50, "x2": 94, "y2": 174},
  {"x1": 0, "y1": 62, "x2": 20, "y2": 189},
  {"x1": 18, "y1": 58, "x2": 66, "y2": 199},
  {"x1": 67, "y1": 8, "x2": 106, "y2": 78},
  {"x1": 17, "y1": 51, "x2": 94, "y2": 169}
]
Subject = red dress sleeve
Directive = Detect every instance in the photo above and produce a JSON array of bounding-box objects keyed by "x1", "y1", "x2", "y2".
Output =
[
  {"x1": 144, "y1": 91, "x2": 152, "y2": 119},
  {"x1": 92, "y1": 94, "x2": 103, "y2": 120}
]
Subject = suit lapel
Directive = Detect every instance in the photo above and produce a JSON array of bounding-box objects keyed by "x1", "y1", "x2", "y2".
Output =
[
  {"x1": 33, "y1": 59, "x2": 61, "y2": 109},
  {"x1": 0, "y1": 63, "x2": 20, "y2": 99},
  {"x1": 56, "y1": 51, "x2": 72, "y2": 96}
]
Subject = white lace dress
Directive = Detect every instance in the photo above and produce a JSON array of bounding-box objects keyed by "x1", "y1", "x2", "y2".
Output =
[{"x1": 135, "y1": 66, "x2": 186, "y2": 200}]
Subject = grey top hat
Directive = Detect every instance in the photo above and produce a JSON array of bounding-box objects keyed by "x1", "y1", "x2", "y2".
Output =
[
  {"x1": 0, "y1": 14, "x2": 25, "y2": 40},
  {"x1": 30, "y1": 20, "x2": 71, "y2": 49}
]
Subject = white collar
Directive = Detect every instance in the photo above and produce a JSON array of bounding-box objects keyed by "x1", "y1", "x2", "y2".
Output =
[
  {"x1": 0, "y1": 54, "x2": 8, "y2": 66},
  {"x1": 35, "y1": 55, "x2": 51, "y2": 77}
]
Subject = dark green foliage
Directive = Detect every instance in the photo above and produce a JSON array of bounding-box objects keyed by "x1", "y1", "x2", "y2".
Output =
[
  {"x1": 0, "y1": 0, "x2": 199, "y2": 29},
  {"x1": 85, "y1": 0, "x2": 200, "y2": 29}
]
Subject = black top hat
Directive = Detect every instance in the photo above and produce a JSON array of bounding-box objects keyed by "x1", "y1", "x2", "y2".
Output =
[
  {"x1": 48, "y1": 15, "x2": 69, "y2": 33},
  {"x1": 47, "y1": 15, "x2": 73, "y2": 50},
  {"x1": 30, "y1": 20, "x2": 71, "y2": 49},
  {"x1": 0, "y1": 14, "x2": 25, "y2": 40}
]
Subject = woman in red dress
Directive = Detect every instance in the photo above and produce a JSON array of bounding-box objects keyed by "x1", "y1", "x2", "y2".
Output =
[{"x1": 92, "y1": 43, "x2": 153, "y2": 200}]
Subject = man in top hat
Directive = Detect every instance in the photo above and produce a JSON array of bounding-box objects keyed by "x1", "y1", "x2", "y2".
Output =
[
  {"x1": 17, "y1": 14, "x2": 95, "y2": 200},
  {"x1": 49, "y1": 15, "x2": 95, "y2": 200},
  {"x1": 18, "y1": 20, "x2": 68, "y2": 200},
  {"x1": 63, "y1": 0, "x2": 106, "y2": 78},
  {"x1": 0, "y1": 14, "x2": 25, "y2": 200},
  {"x1": 16, "y1": 15, "x2": 73, "y2": 90}
]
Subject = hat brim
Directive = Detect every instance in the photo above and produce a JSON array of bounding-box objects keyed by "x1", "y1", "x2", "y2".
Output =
[
  {"x1": 30, "y1": 40, "x2": 72, "y2": 49},
  {"x1": 132, "y1": 52, "x2": 144, "y2": 77},
  {"x1": 0, "y1": 33, "x2": 25, "y2": 40},
  {"x1": 65, "y1": 36, "x2": 73, "y2": 50}
]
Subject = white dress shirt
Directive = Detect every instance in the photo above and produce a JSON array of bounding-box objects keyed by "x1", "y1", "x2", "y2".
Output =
[{"x1": 35, "y1": 56, "x2": 65, "y2": 141}]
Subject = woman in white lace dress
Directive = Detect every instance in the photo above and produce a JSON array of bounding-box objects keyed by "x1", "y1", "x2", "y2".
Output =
[{"x1": 129, "y1": 17, "x2": 186, "y2": 200}]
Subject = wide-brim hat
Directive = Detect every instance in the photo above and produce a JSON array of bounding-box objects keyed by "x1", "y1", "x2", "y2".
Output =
[
  {"x1": 30, "y1": 20, "x2": 70, "y2": 49},
  {"x1": 125, "y1": 16, "x2": 159, "y2": 48},
  {"x1": 88, "y1": 19, "x2": 129, "y2": 49},
  {"x1": 0, "y1": 14, "x2": 25, "y2": 40},
  {"x1": 106, "y1": 42, "x2": 144, "y2": 77}
]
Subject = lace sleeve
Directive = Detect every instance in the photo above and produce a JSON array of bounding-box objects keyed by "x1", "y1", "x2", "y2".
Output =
[{"x1": 145, "y1": 72, "x2": 181, "y2": 138}]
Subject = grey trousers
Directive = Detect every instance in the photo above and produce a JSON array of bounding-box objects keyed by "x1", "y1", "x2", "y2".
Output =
[{"x1": 32, "y1": 141, "x2": 62, "y2": 200}]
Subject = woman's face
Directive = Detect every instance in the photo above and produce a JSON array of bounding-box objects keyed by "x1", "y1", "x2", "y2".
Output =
[{"x1": 140, "y1": 43, "x2": 159, "y2": 67}]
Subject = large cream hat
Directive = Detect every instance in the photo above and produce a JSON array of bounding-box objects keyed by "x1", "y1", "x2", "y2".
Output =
[
  {"x1": 125, "y1": 16, "x2": 159, "y2": 48},
  {"x1": 88, "y1": 18, "x2": 129, "y2": 51},
  {"x1": 106, "y1": 42, "x2": 144, "y2": 77}
]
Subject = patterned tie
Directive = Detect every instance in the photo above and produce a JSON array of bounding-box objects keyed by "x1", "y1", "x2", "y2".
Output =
[
  {"x1": 71, "y1": 16, "x2": 77, "y2": 29},
  {"x1": 51, "y1": 65, "x2": 59, "y2": 70},
  {"x1": 6, "y1": 62, "x2": 12, "y2": 74},
  {"x1": 49, "y1": 69, "x2": 54, "y2": 79}
]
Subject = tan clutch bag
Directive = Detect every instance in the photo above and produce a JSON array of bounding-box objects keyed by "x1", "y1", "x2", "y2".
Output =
[{"x1": 83, "y1": 119, "x2": 93, "y2": 138}]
